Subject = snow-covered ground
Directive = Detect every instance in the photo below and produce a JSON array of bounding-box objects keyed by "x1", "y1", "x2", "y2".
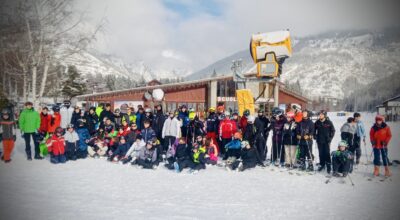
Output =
[{"x1": 0, "y1": 112, "x2": 399, "y2": 219}]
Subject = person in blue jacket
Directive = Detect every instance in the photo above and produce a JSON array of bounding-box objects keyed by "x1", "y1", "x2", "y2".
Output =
[
  {"x1": 141, "y1": 119, "x2": 156, "y2": 144},
  {"x1": 353, "y1": 112, "x2": 366, "y2": 165},
  {"x1": 224, "y1": 132, "x2": 242, "y2": 160},
  {"x1": 108, "y1": 136, "x2": 130, "y2": 162},
  {"x1": 178, "y1": 105, "x2": 190, "y2": 138},
  {"x1": 76, "y1": 120, "x2": 91, "y2": 159}
]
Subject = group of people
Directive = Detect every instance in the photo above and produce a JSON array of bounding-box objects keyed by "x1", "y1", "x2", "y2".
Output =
[{"x1": 0, "y1": 100, "x2": 393, "y2": 177}]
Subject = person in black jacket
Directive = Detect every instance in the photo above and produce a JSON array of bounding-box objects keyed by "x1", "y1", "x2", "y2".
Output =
[
  {"x1": 99, "y1": 104, "x2": 114, "y2": 127},
  {"x1": 152, "y1": 104, "x2": 166, "y2": 145},
  {"x1": 206, "y1": 108, "x2": 219, "y2": 151},
  {"x1": 228, "y1": 141, "x2": 262, "y2": 172},
  {"x1": 84, "y1": 107, "x2": 99, "y2": 135},
  {"x1": 255, "y1": 110, "x2": 270, "y2": 146},
  {"x1": 270, "y1": 109, "x2": 286, "y2": 166},
  {"x1": 296, "y1": 110, "x2": 315, "y2": 171},
  {"x1": 314, "y1": 110, "x2": 335, "y2": 173},
  {"x1": 282, "y1": 112, "x2": 298, "y2": 168},
  {"x1": 165, "y1": 137, "x2": 189, "y2": 170},
  {"x1": 70, "y1": 106, "x2": 84, "y2": 128}
]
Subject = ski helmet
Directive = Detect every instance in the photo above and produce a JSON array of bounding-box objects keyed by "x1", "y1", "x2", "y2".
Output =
[
  {"x1": 55, "y1": 127, "x2": 64, "y2": 134},
  {"x1": 291, "y1": 103, "x2": 301, "y2": 111},
  {"x1": 114, "y1": 108, "x2": 121, "y2": 114},
  {"x1": 243, "y1": 109, "x2": 250, "y2": 116},
  {"x1": 67, "y1": 124, "x2": 74, "y2": 129},
  {"x1": 1, "y1": 108, "x2": 11, "y2": 115},
  {"x1": 247, "y1": 115, "x2": 255, "y2": 123},
  {"x1": 52, "y1": 105, "x2": 61, "y2": 112},
  {"x1": 258, "y1": 110, "x2": 264, "y2": 114},
  {"x1": 145, "y1": 108, "x2": 152, "y2": 113},
  {"x1": 224, "y1": 111, "x2": 231, "y2": 117},
  {"x1": 272, "y1": 107, "x2": 283, "y2": 117},
  {"x1": 209, "y1": 107, "x2": 215, "y2": 112}
]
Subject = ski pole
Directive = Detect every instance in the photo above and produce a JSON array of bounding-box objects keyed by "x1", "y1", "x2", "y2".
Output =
[
  {"x1": 347, "y1": 173, "x2": 355, "y2": 186},
  {"x1": 278, "y1": 132, "x2": 285, "y2": 167}
]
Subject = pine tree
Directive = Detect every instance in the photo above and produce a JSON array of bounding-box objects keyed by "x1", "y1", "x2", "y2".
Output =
[
  {"x1": 212, "y1": 69, "x2": 217, "y2": 77},
  {"x1": 62, "y1": 65, "x2": 87, "y2": 99}
]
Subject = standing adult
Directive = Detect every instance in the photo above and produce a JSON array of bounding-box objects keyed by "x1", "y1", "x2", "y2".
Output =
[
  {"x1": 152, "y1": 104, "x2": 166, "y2": 145},
  {"x1": 353, "y1": 112, "x2": 366, "y2": 165},
  {"x1": 99, "y1": 103, "x2": 114, "y2": 127},
  {"x1": 84, "y1": 107, "x2": 99, "y2": 135},
  {"x1": 19, "y1": 101, "x2": 41, "y2": 160},
  {"x1": 219, "y1": 111, "x2": 237, "y2": 156},
  {"x1": 48, "y1": 105, "x2": 61, "y2": 134},
  {"x1": 270, "y1": 108, "x2": 286, "y2": 166},
  {"x1": 296, "y1": 110, "x2": 315, "y2": 171},
  {"x1": 178, "y1": 105, "x2": 190, "y2": 138},
  {"x1": 314, "y1": 110, "x2": 335, "y2": 174},
  {"x1": 162, "y1": 111, "x2": 181, "y2": 154},
  {"x1": 60, "y1": 100, "x2": 74, "y2": 129}
]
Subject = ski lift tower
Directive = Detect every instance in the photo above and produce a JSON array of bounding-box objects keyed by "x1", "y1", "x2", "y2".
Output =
[{"x1": 233, "y1": 30, "x2": 292, "y2": 112}]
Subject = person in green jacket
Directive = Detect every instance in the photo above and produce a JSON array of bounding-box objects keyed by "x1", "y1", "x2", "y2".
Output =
[
  {"x1": 19, "y1": 101, "x2": 41, "y2": 160},
  {"x1": 95, "y1": 104, "x2": 104, "y2": 118}
]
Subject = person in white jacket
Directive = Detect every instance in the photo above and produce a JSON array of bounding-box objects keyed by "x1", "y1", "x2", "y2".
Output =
[
  {"x1": 119, "y1": 135, "x2": 146, "y2": 165},
  {"x1": 162, "y1": 111, "x2": 181, "y2": 154},
  {"x1": 60, "y1": 100, "x2": 74, "y2": 129}
]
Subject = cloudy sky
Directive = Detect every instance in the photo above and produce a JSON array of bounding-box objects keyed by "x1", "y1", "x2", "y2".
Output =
[{"x1": 76, "y1": 0, "x2": 400, "y2": 73}]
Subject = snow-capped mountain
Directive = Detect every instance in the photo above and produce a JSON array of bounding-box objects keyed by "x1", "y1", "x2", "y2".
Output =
[
  {"x1": 58, "y1": 49, "x2": 190, "y2": 82},
  {"x1": 187, "y1": 28, "x2": 400, "y2": 100}
]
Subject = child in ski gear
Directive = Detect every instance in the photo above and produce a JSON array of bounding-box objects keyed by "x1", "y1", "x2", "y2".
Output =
[
  {"x1": 121, "y1": 135, "x2": 145, "y2": 164},
  {"x1": 135, "y1": 139, "x2": 158, "y2": 169},
  {"x1": 64, "y1": 124, "x2": 79, "y2": 161},
  {"x1": 135, "y1": 107, "x2": 145, "y2": 131},
  {"x1": 19, "y1": 101, "x2": 41, "y2": 160},
  {"x1": 165, "y1": 138, "x2": 188, "y2": 170},
  {"x1": 39, "y1": 107, "x2": 51, "y2": 134},
  {"x1": 178, "y1": 105, "x2": 190, "y2": 138},
  {"x1": 99, "y1": 104, "x2": 115, "y2": 127},
  {"x1": 141, "y1": 119, "x2": 156, "y2": 144},
  {"x1": 70, "y1": 106, "x2": 84, "y2": 129},
  {"x1": 239, "y1": 109, "x2": 250, "y2": 134},
  {"x1": 189, "y1": 143, "x2": 207, "y2": 171},
  {"x1": 126, "y1": 123, "x2": 140, "y2": 146},
  {"x1": 370, "y1": 115, "x2": 392, "y2": 177},
  {"x1": 117, "y1": 120, "x2": 130, "y2": 138},
  {"x1": 219, "y1": 111, "x2": 237, "y2": 155},
  {"x1": 84, "y1": 107, "x2": 99, "y2": 135},
  {"x1": 282, "y1": 111, "x2": 298, "y2": 168},
  {"x1": 0, "y1": 108, "x2": 17, "y2": 163},
  {"x1": 48, "y1": 105, "x2": 61, "y2": 134},
  {"x1": 123, "y1": 107, "x2": 137, "y2": 127},
  {"x1": 255, "y1": 110, "x2": 270, "y2": 157},
  {"x1": 252, "y1": 112, "x2": 267, "y2": 162},
  {"x1": 314, "y1": 110, "x2": 335, "y2": 173},
  {"x1": 76, "y1": 120, "x2": 90, "y2": 159},
  {"x1": 113, "y1": 108, "x2": 123, "y2": 129},
  {"x1": 108, "y1": 136, "x2": 130, "y2": 162},
  {"x1": 296, "y1": 110, "x2": 315, "y2": 171},
  {"x1": 227, "y1": 141, "x2": 260, "y2": 172},
  {"x1": 340, "y1": 117, "x2": 356, "y2": 151},
  {"x1": 224, "y1": 132, "x2": 242, "y2": 160},
  {"x1": 353, "y1": 112, "x2": 366, "y2": 165},
  {"x1": 331, "y1": 141, "x2": 353, "y2": 177},
  {"x1": 206, "y1": 107, "x2": 220, "y2": 152},
  {"x1": 204, "y1": 137, "x2": 218, "y2": 165},
  {"x1": 46, "y1": 127, "x2": 67, "y2": 164},
  {"x1": 87, "y1": 137, "x2": 108, "y2": 158},
  {"x1": 270, "y1": 108, "x2": 286, "y2": 166}
]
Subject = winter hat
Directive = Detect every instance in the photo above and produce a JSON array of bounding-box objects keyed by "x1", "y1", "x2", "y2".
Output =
[
  {"x1": 319, "y1": 110, "x2": 327, "y2": 117},
  {"x1": 338, "y1": 140, "x2": 348, "y2": 148},
  {"x1": 375, "y1": 115, "x2": 385, "y2": 122},
  {"x1": 209, "y1": 107, "x2": 215, "y2": 112},
  {"x1": 241, "y1": 141, "x2": 250, "y2": 148},
  {"x1": 247, "y1": 115, "x2": 255, "y2": 123},
  {"x1": 243, "y1": 109, "x2": 250, "y2": 116}
]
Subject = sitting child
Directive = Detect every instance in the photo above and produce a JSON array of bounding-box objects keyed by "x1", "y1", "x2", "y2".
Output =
[
  {"x1": 76, "y1": 120, "x2": 91, "y2": 159},
  {"x1": 165, "y1": 138, "x2": 188, "y2": 170},
  {"x1": 87, "y1": 137, "x2": 108, "y2": 158},
  {"x1": 331, "y1": 140, "x2": 353, "y2": 177},
  {"x1": 46, "y1": 127, "x2": 66, "y2": 164},
  {"x1": 174, "y1": 143, "x2": 207, "y2": 173},
  {"x1": 126, "y1": 123, "x2": 140, "y2": 146},
  {"x1": 135, "y1": 139, "x2": 158, "y2": 169},
  {"x1": 64, "y1": 124, "x2": 79, "y2": 161},
  {"x1": 108, "y1": 136, "x2": 130, "y2": 162},
  {"x1": 227, "y1": 141, "x2": 260, "y2": 172},
  {"x1": 120, "y1": 135, "x2": 145, "y2": 165},
  {"x1": 204, "y1": 137, "x2": 218, "y2": 165},
  {"x1": 223, "y1": 132, "x2": 242, "y2": 160}
]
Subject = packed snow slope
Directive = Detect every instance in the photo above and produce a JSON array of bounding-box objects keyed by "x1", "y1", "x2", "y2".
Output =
[{"x1": 0, "y1": 112, "x2": 399, "y2": 220}]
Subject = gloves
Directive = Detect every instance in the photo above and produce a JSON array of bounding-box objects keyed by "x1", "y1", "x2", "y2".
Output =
[
  {"x1": 296, "y1": 135, "x2": 301, "y2": 140},
  {"x1": 13, "y1": 135, "x2": 16, "y2": 142}
]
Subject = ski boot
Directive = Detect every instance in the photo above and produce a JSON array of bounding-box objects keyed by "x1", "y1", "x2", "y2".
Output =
[
  {"x1": 332, "y1": 172, "x2": 340, "y2": 177},
  {"x1": 238, "y1": 162, "x2": 244, "y2": 172},
  {"x1": 326, "y1": 163, "x2": 332, "y2": 174},
  {"x1": 173, "y1": 162, "x2": 180, "y2": 173},
  {"x1": 317, "y1": 165, "x2": 325, "y2": 172},
  {"x1": 307, "y1": 162, "x2": 314, "y2": 172},
  {"x1": 342, "y1": 172, "x2": 348, "y2": 177}
]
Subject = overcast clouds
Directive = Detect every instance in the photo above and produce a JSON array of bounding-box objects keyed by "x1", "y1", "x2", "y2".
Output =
[{"x1": 76, "y1": 0, "x2": 400, "y2": 73}]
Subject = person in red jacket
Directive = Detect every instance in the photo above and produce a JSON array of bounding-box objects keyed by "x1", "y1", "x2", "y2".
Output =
[
  {"x1": 370, "y1": 115, "x2": 392, "y2": 177},
  {"x1": 219, "y1": 111, "x2": 237, "y2": 156},
  {"x1": 39, "y1": 107, "x2": 51, "y2": 134},
  {"x1": 48, "y1": 106, "x2": 61, "y2": 134},
  {"x1": 46, "y1": 127, "x2": 67, "y2": 164},
  {"x1": 239, "y1": 109, "x2": 250, "y2": 134}
]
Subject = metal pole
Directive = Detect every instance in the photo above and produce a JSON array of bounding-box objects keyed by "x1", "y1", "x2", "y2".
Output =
[{"x1": 274, "y1": 78, "x2": 279, "y2": 107}]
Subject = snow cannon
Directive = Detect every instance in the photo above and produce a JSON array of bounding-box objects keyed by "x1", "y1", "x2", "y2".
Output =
[{"x1": 250, "y1": 30, "x2": 292, "y2": 78}]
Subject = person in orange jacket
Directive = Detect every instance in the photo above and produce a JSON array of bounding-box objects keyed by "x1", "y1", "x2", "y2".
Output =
[
  {"x1": 370, "y1": 115, "x2": 392, "y2": 177},
  {"x1": 48, "y1": 105, "x2": 62, "y2": 134}
]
